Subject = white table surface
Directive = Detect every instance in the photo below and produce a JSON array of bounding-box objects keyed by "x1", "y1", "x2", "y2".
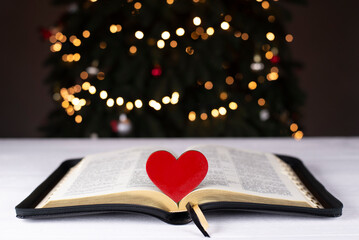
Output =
[{"x1": 0, "y1": 138, "x2": 358, "y2": 239}]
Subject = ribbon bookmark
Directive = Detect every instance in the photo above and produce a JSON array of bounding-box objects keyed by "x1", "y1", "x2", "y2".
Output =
[{"x1": 186, "y1": 203, "x2": 210, "y2": 237}]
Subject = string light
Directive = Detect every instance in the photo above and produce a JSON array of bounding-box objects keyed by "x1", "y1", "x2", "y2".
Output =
[
  {"x1": 162, "y1": 96, "x2": 171, "y2": 104},
  {"x1": 134, "y1": 2, "x2": 142, "y2": 9},
  {"x1": 185, "y1": 46, "x2": 194, "y2": 55},
  {"x1": 286, "y1": 34, "x2": 294, "y2": 42},
  {"x1": 193, "y1": 17, "x2": 201, "y2": 26},
  {"x1": 204, "y1": 81, "x2": 213, "y2": 90},
  {"x1": 82, "y1": 82, "x2": 91, "y2": 90},
  {"x1": 266, "y1": 32, "x2": 275, "y2": 41},
  {"x1": 106, "y1": 98, "x2": 115, "y2": 107},
  {"x1": 220, "y1": 21, "x2": 230, "y2": 30},
  {"x1": 126, "y1": 101, "x2": 134, "y2": 110},
  {"x1": 97, "y1": 72, "x2": 105, "y2": 80},
  {"x1": 176, "y1": 28, "x2": 185, "y2": 36},
  {"x1": 229, "y1": 102, "x2": 238, "y2": 110},
  {"x1": 248, "y1": 81, "x2": 257, "y2": 90},
  {"x1": 220, "y1": 92, "x2": 228, "y2": 100},
  {"x1": 100, "y1": 90, "x2": 108, "y2": 99},
  {"x1": 135, "y1": 31, "x2": 144, "y2": 39},
  {"x1": 258, "y1": 98, "x2": 266, "y2": 106},
  {"x1": 200, "y1": 113, "x2": 208, "y2": 120},
  {"x1": 267, "y1": 72, "x2": 279, "y2": 81},
  {"x1": 129, "y1": 46, "x2": 137, "y2": 54},
  {"x1": 82, "y1": 30, "x2": 90, "y2": 38},
  {"x1": 218, "y1": 107, "x2": 227, "y2": 115},
  {"x1": 211, "y1": 109, "x2": 219, "y2": 118},
  {"x1": 262, "y1": 1, "x2": 270, "y2": 9},
  {"x1": 161, "y1": 31, "x2": 170, "y2": 40},
  {"x1": 116, "y1": 97, "x2": 124, "y2": 106},
  {"x1": 241, "y1": 33, "x2": 249, "y2": 40},
  {"x1": 89, "y1": 86, "x2": 96, "y2": 94},
  {"x1": 265, "y1": 51, "x2": 273, "y2": 60},
  {"x1": 188, "y1": 111, "x2": 196, "y2": 121},
  {"x1": 167, "y1": 0, "x2": 174, "y2": 4},
  {"x1": 226, "y1": 76, "x2": 234, "y2": 85},
  {"x1": 134, "y1": 99, "x2": 143, "y2": 108},
  {"x1": 157, "y1": 40, "x2": 165, "y2": 48},
  {"x1": 206, "y1": 27, "x2": 214, "y2": 36},
  {"x1": 170, "y1": 40, "x2": 177, "y2": 48},
  {"x1": 290, "y1": 123, "x2": 298, "y2": 132},
  {"x1": 73, "y1": 39, "x2": 81, "y2": 47},
  {"x1": 75, "y1": 115, "x2": 82, "y2": 123},
  {"x1": 293, "y1": 130, "x2": 303, "y2": 140},
  {"x1": 110, "y1": 25, "x2": 118, "y2": 33}
]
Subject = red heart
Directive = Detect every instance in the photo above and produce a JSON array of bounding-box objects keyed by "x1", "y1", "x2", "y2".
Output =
[{"x1": 146, "y1": 150, "x2": 208, "y2": 203}]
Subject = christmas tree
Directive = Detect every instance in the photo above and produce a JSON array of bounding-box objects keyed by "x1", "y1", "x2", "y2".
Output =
[{"x1": 42, "y1": 0, "x2": 305, "y2": 138}]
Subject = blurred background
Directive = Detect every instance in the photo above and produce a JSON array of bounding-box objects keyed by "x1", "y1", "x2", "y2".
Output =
[{"x1": 1, "y1": 0, "x2": 358, "y2": 138}]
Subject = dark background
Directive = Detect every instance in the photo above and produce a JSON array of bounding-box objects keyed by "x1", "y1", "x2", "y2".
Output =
[{"x1": 1, "y1": 1, "x2": 358, "y2": 137}]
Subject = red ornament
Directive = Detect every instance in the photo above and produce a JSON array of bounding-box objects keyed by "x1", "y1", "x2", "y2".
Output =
[
  {"x1": 270, "y1": 55, "x2": 280, "y2": 64},
  {"x1": 151, "y1": 65, "x2": 162, "y2": 77},
  {"x1": 39, "y1": 27, "x2": 52, "y2": 40},
  {"x1": 146, "y1": 150, "x2": 208, "y2": 202}
]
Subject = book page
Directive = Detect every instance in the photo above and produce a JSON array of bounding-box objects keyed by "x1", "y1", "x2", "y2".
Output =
[
  {"x1": 46, "y1": 147, "x2": 161, "y2": 202},
  {"x1": 187, "y1": 145, "x2": 310, "y2": 203}
]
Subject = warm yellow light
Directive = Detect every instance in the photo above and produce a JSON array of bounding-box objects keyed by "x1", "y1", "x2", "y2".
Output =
[
  {"x1": 262, "y1": 1, "x2": 270, "y2": 9},
  {"x1": 266, "y1": 32, "x2": 275, "y2": 41},
  {"x1": 116, "y1": 25, "x2": 122, "y2": 32},
  {"x1": 229, "y1": 102, "x2": 238, "y2": 110},
  {"x1": 149, "y1": 100, "x2": 162, "y2": 110},
  {"x1": 204, "y1": 81, "x2": 213, "y2": 90},
  {"x1": 220, "y1": 21, "x2": 230, "y2": 30},
  {"x1": 62, "y1": 101, "x2": 69, "y2": 108},
  {"x1": 73, "y1": 39, "x2": 81, "y2": 47},
  {"x1": 97, "y1": 72, "x2": 105, "y2": 80},
  {"x1": 71, "y1": 97, "x2": 80, "y2": 106},
  {"x1": 200, "y1": 113, "x2": 208, "y2": 120},
  {"x1": 290, "y1": 123, "x2": 298, "y2": 132},
  {"x1": 220, "y1": 92, "x2": 228, "y2": 100},
  {"x1": 224, "y1": 15, "x2": 232, "y2": 22},
  {"x1": 193, "y1": 17, "x2": 201, "y2": 26},
  {"x1": 82, "y1": 82, "x2": 91, "y2": 91},
  {"x1": 271, "y1": 66, "x2": 279, "y2": 73},
  {"x1": 73, "y1": 53, "x2": 81, "y2": 61},
  {"x1": 89, "y1": 86, "x2": 96, "y2": 94},
  {"x1": 176, "y1": 28, "x2": 185, "y2": 36},
  {"x1": 134, "y1": 99, "x2": 143, "y2": 108},
  {"x1": 218, "y1": 107, "x2": 227, "y2": 115},
  {"x1": 170, "y1": 40, "x2": 177, "y2": 48},
  {"x1": 248, "y1": 81, "x2": 257, "y2": 90},
  {"x1": 52, "y1": 42, "x2": 62, "y2": 52},
  {"x1": 157, "y1": 40, "x2": 165, "y2": 49},
  {"x1": 211, "y1": 109, "x2": 219, "y2": 118},
  {"x1": 171, "y1": 92, "x2": 179, "y2": 104},
  {"x1": 258, "y1": 98, "x2": 266, "y2": 106},
  {"x1": 100, "y1": 90, "x2": 108, "y2": 99},
  {"x1": 75, "y1": 115, "x2": 82, "y2": 123},
  {"x1": 268, "y1": 15, "x2": 275, "y2": 23},
  {"x1": 82, "y1": 30, "x2": 90, "y2": 38},
  {"x1": 234, "y1": 31, "x2": 241, "y2": 38},
  {"x1": 225, "y1": 76, "x2": 234, "y2": 85},
  {"x1": 162, "y1": 96, "x2": 171, "y2": 104},
  {"x1": 293, "y1": 130, "x2": 304, "y2": 140},
  {"x1": 241, "y1": 33, "x2": 249, "y2": 40},
  {"x1": 167, "y1": 0, "x2": 174, "y2": 4},
  {"x1": 135, "y1": 31, "x2": 144, "y2": 39},
  {"x1": 69, "y1": 35, "x2": 77, "y2": 43},
  {"x1": 161, "y1": 31, "x2": 170, "y2": 40},
  {"x1": 267, "y1": 72, "x2": 279, "y2": 81},
  {"x1": 206, "y1": 27, "x2": 214, "y2": 36},
  {"x1": 49, "y1": 35, "x2": 57, "y2": 43},
  {"x1": 134, "y1": 2, "x2": 142, "y2": 9},
  {"x1": 116, "y1": 97, "x2": 124, "y2": 106},
  {"x1": 106, "y1": 98, "x2": 114, "y2": 107},
  {"x1": 99, "y1": 41, "x2": 107, "y2": 49},
  {"x1": 285, "y1": 34, "x2": 294, "y2": 42},
  {"x1": 188, "y1": 111, "x2": 196, "y2": 121},
  {"x1": 126, "y1": 102, "x2": 134, "y2": 111},
  {"x1": 129, "y1": 46, "x2": 137, "y2": 54},
  {"x1": 185, "y1": 46, "x2": 194, "y2": 55},
  {"x1": 90, "y1": 0, "x2": 97, "y2": 2},
  {"x1": 265, "y1": 51, "x2": 273, "y2": 60},
  {"x1": 110, "y1": 24, "x2": 118, "y2": 33},
  {"x1": 79, "y1": 99, "x2": 86, "y2": 106}
]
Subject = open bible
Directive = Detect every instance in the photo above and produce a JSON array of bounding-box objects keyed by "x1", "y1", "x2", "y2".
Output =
[{"x1": 35, "y1": 145, "x2": 323, "y2": 211}]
